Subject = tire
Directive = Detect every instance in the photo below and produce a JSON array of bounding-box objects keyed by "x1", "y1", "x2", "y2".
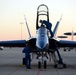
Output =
[
  {"x1": 44, "y1": 61, "x2": 47, "y2": 69},
  {"x1": 38, "y1": 61, "x2": 41, "y2": 69},
  {"x1": 54, "y1": 64, "x2": 57, "y2": 68},
  {"x1": 64, "y1": 49, "x2": 66, "y2": 51},
  {"x1": 63, "y1": 64, "x2": 66, "y2": 68}
]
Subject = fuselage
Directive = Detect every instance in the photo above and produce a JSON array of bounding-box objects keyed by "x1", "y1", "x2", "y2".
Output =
[{"x1": 36, "y1": 26, "x2": 49, "y2": 51}]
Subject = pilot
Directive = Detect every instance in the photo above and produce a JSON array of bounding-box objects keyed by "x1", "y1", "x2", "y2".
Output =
[{"x1": 40, "y1": 20, "x2": 54, "y2": 37}]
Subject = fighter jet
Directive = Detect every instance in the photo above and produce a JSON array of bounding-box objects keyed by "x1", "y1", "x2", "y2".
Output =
[{"x1": 0, "y1": 4, "x2": 76, "y2": 69}]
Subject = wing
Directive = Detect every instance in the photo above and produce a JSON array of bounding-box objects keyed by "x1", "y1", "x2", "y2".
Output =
[
  {"x1": 57, "y1": 40, "x2": 76, "y2": 47},
  {"x1": 0, "y1": 40, "x2": 26, "y2": 47},
  {"x1": 0, "y1": 38, "x2": 36, "y2": 48}
]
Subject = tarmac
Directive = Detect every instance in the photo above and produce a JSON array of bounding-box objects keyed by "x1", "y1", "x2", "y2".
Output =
[{"x1": 0, "y1": 48, "x2": 76, "y2": 75}]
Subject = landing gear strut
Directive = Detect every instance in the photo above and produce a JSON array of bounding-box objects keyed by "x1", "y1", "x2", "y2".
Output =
[
  {"x1": 51, "y1": 41, "x2": 66, "y2": 69},
  {"x1": 38, "y1": 60, "x2": 47, "y2": 69},
  {"x1": 51, "y1": 51, "x2": 66, "y2": 69},
  {"x1": 37, "y1": 52, "x2": 48, "y2": 69},
  {"x1": 56, "y1": 48, "x2": 66, "y2": 68}
]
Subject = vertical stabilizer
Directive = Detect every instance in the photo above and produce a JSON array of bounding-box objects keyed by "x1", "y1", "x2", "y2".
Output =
[
  {"x1": 24, "y1": 15, "x2": 31, "y2": 38},
  {"x1": 53, "y1": 15, "x2": 62, "y2": 37}
]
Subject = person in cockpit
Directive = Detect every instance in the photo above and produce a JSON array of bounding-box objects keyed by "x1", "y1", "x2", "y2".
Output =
[{"x1": 40, "y1": 20, "x2": 53, "y2": 37}]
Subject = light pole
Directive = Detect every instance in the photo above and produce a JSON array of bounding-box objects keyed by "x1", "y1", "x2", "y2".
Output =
[{"x1": 20, "y1": 22, "x2": 23, "y2": 40}]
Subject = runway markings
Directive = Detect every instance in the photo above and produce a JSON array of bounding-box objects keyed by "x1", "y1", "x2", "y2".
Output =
[{"x1": 36, "y1": 69, "x2": 40, "y2": 75}]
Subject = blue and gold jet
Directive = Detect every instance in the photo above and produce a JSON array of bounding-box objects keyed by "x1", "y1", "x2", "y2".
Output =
[{"x1": 0, "y1": 4, "x2": 76, "y2": 69}]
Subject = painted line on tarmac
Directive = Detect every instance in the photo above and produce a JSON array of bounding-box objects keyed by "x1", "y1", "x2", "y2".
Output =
[{"x1": 36, "y1": 69, "x2": 40, "y2": 75}]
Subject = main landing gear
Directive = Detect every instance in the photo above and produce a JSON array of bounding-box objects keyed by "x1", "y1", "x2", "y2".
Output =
[
  {"x1": 22, "y1": 46, "x2": 66, "y2": 69},
  {"x1": 55, "y1": 49, "x2": 66, "y2": 69},
  {"x1": 49, "y1": 51, "x2": 66, "y2": 69},
  {"x1": 49, "y1": 41, "x2": 66, "y2": 69},
  {"x1": 49, "y1": 52, "x2": 66, "y2": 69}
]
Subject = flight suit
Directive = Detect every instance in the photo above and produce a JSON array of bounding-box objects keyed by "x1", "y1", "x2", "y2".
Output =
[
  {"x1": 23, "y1": 46, "x2": 31, "y2": 69},
  {"x1": 41, "y1": 20, "x2": 54, "y2": 37}
]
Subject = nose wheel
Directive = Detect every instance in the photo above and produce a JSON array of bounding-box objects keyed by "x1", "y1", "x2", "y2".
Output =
[
  {"x1": 44, "y1": 61, "x2": 47, "y2": 69},
  {"x1": 38, "y1": 60, "x2": 47, "y2": 69},
  {"x1": 38, "y1": 61, "x2": 41, "y2": 69}
]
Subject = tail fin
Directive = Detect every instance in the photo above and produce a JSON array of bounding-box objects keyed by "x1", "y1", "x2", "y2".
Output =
[
  {"x1": 53, "y1": 15, "x2": 62, "y2": 37},
  {"x1": 24, "y1": 15, "x2": 31, "y2": 38}
]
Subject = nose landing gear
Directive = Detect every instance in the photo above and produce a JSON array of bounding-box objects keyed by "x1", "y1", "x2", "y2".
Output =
[
  {"x1": 38, "y1": 60, "x2": 47, "y2": 69},
  {"x1": 37, "y1": 53, "x2": 48, "y2": 69}
]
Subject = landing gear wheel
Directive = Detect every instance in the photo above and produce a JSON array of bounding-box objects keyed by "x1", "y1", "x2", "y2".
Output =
[
  {"x1": 54, "y1": 64, "x2": 57, "y2": 68},
  {"x1": 64, "y1": 49, "x2": 66, "y2": 51},
  {"x1": 38, "y1": 61, "x2": 41, "y2": 69},
  {"x1": 63, "y1": 64, "x2": 66, "y2": 68},
  {"x1": 44, "y1": 61, "x2": 47, "y2": 69},
  {"x1": 54, "y1": 64, "x2": 66, "y2": 69},
  {"x1": 22, "y1": 58, "x2": 26, "y2": 65},
  {"x1": 57, "y1": 64, "x2": 64, "y2": 69}
]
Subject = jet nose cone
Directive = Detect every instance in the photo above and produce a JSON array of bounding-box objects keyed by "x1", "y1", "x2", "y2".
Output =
[{"x1": 39, "y1": 42, "x2": 45, "y2": 49}]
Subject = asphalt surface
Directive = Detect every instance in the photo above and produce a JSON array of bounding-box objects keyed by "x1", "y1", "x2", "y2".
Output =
[{"x1": 0, "y1": 48, "x2": 76, "y2": 75}]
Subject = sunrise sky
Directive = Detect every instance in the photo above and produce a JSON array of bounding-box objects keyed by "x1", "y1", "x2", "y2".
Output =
[{"x1": 0, "y1": 0, "x2": 76, "y2": 40}]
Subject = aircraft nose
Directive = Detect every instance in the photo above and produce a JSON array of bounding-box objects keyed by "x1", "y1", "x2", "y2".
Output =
[{"x1": 39, "y1": 41, "x2": 46, "y2": 49}]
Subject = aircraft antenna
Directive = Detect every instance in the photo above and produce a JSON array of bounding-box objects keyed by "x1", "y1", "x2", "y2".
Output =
[{"x1": 24, "y1": 15, "x2": 31, "y2": 38}]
